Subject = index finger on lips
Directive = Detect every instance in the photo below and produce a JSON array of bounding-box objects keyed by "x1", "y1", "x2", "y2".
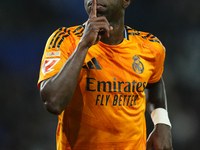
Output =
[{"x1": 89, "y1": 0, "x2": 97, "y2": 18}]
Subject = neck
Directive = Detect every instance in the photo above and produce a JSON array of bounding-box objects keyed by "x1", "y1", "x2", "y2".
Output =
[{"x1": 100, "y1": 17, "x2": 125, "y2": 45}]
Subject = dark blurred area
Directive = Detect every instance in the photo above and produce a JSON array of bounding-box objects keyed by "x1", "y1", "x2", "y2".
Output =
[{"x1": 0, "y1": 0, "x2": 199, "y2": 149}]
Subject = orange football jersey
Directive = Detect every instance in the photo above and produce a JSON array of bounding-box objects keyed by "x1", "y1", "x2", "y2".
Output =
[{"x1": 38, "y1": 24, "x2": 165, "y2": 150}]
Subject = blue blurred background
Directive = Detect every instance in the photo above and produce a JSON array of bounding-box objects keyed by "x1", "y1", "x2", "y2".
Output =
[{"x1": 0, "y1": 0, "x2": 200, "y2": 149}]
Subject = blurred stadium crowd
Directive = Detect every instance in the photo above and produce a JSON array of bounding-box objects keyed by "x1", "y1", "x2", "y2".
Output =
[{"x1": 0, "y1": 0, "x2": 200, "y2": 149}]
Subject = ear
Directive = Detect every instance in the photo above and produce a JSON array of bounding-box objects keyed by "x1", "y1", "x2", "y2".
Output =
[{"x1": 123, "y1": 0, "x2": 132, "y2": 9}]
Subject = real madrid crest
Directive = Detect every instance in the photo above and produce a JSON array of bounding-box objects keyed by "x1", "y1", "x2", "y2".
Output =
[{"x1": 132, "y1": 55, "x2": 144, "y2": 74}]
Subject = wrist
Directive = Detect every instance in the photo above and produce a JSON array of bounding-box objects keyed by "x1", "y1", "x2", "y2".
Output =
[
  {"x1": 79, "y1": 39, "x2": 93, "y2": 50},
  {"x1": 151, "y1": 108, "x2": 172, "y2": 128}
]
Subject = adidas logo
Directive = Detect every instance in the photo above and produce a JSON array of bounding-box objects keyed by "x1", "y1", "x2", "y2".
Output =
[{"x1": 82, "y1": 57, "x2": 102, "y2": 70}]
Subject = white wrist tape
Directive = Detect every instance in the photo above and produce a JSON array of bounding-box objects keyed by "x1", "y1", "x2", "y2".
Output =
[{"x1": 151, "y1": 108, "x2": 172, "y2": 128}]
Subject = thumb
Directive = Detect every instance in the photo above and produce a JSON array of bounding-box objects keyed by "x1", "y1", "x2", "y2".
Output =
[{"x1": 94, "y1": 34, "x2": 101, "y2": 45}]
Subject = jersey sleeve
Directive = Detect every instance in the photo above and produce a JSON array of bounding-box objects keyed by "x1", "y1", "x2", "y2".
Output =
[
  {"x1": 37, "y1": 27, "x2": 76, "y2": 89},
  {"x1": 148, "y1": 37, "x2": 166, "y2": 83}
]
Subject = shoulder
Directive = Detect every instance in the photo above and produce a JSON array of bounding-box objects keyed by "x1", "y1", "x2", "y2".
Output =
[
  {"x1": 50, "y1": 24, "x2": 85, "y2": 39},
  {"x1": 125, "y1": 26, "x2": 166, "y2": 55},
  {"x1": 46, "y1": 24, "x2": 86, "y2": 50}
]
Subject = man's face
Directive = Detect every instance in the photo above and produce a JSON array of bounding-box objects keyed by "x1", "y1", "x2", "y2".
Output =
[{"x1": 84, "y1": 0, "x2": 124, "y2": 19}]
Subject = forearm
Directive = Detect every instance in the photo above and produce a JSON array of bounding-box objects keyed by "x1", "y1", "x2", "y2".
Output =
[
  {"x1": 40, "y1": 41, "x2": 89, "y2": 115},
  {"x1": 146, "y1": 77, "x2": 168, "y2": 114},
  {"x1": 146, "y1": 77, "x2": 172, "y2": 150},
  {"x1": 146, "y1": 77, "x2": 171, "y2": 128}
]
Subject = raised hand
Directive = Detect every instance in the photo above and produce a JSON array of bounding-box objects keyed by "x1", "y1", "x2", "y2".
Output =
[{"x1": 80, "y1": 0, "x2": 113, "y2": 48}]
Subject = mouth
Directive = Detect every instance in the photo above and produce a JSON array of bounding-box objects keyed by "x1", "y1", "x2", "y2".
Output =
[{"x1": 88, "y1": 1, "x2": 105, "y2": 9}]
